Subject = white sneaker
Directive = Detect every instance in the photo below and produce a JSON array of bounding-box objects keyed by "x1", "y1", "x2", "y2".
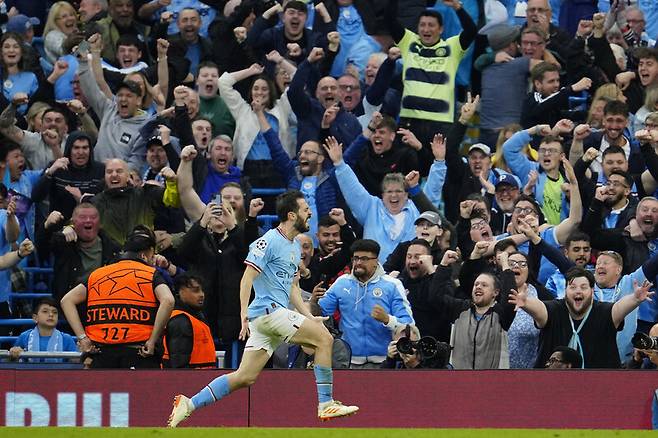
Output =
[
  {"x1": 167, "y1": 394, "x2": 194, "y2": 427},
  {"x1": 317, "y1": 400, "x2": 359, "y2": 421}
]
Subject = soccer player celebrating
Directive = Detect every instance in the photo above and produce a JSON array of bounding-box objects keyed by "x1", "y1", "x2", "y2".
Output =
[{"x1": 167, "y1": 190, "x2": 358, "y2": 426}]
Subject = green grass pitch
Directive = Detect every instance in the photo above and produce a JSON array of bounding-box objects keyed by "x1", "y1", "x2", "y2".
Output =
[{"x1": 2, "y1": 428, "x2": 655, "y2": 437}]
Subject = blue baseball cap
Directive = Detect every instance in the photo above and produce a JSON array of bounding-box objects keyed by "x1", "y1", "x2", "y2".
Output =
[
  {"x1": 6, "y1": 15, "x2": 41, "y2": 35},
  {"x1": 495, "y1": 173, "x2": 520, "y2": 190}
]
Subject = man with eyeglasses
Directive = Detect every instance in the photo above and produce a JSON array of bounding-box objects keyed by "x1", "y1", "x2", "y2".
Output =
[
  {"x1": 257, "y1": 105, "x2": 350, "y2": 237},
  {"x1": 585, "y1": 170, "x2": 637, "y2": 230},
  {"x1": 491, "y1": 174, "x2": 521, "y2": 235},
  {"x1": 522, "y1": 0, "x2": 572, "y2": 63},
  {"x1": 504, "y1": 122, "x2": 583, "y2": 226},
  {"x1": 311, "y1": 239, "x2": 414, "y2": 368}
]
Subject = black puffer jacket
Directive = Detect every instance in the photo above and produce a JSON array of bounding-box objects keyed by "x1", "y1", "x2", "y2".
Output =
[{"x1": 177, "y1": 222, "x2": 249, "y2": 343}]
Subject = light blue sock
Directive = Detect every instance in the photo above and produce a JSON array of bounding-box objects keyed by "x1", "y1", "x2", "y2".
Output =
[
  {"x1": 191, "y1": 374, "x2": 231, "y2": 409},
  {"x1": 313, "y1": 365, "x2": 333, "y2": 404}
]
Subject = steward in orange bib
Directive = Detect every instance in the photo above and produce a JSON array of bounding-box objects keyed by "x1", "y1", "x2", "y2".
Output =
[
  {"x1": 60, "y1": 225, "x2": 175, "y2": 368},
  {"x1": 163, "y1": 273, "x2": 216, "y2": 368}
]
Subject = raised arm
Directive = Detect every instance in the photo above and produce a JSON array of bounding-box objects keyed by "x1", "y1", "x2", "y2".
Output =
[
  {"x1": 503, "y1": 125, "x2": 548, "y2": 185},
  {"x1": 554, "y1": 158, "x2": 582, "y2": 244},
  {"x1": 508, "y1": 285, "x2": 549, "y2": 328},
  {"x1": 176, "y1": 145, "x2": 206, "y2": 222},
  {"x1": 450, "y1": 0, "x2": 477, "y2": 50},
  {"x1": 323, "y1": 135, "x2": 375, "y2": 225},
  {"x1": 89, "y1": 33, "x2": 113, "y2": 99},
  {"x1": 0, "y1": 239, "x2": 33, "y2": 270},
  {"x1": 0, "y1": 96, "x2": 26, "y2": 143},
  {"x1": 255, "y1": 102, "x2": 295, "y2": 183},
  {"x1": 612, "y1": 280, "x2": 654, "y2": 329}
]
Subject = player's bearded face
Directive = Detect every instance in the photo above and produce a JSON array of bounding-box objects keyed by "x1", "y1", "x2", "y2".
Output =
[{"x1": 294, "y1": 210, "x2": 310, "y2": 232}]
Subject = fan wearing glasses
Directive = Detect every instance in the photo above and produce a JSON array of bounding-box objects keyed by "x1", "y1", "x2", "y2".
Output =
[{"x1": 311, "y1": 239, "x2": 414, "y2": 368}]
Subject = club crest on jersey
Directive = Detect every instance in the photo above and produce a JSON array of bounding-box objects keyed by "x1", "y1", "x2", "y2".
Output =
[{"x1": 372, "y1": 288, "x2": 383, "y2": 298}]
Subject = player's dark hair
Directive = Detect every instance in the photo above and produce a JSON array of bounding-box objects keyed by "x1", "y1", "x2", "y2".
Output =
[{"x1": 275, "y1": 189, "x2": 305, "y2": 222}]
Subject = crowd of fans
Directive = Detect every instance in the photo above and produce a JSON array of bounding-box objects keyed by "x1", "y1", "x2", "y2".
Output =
[{"x1": 0, "y1": 0, "x2": 658, "y2": 370}]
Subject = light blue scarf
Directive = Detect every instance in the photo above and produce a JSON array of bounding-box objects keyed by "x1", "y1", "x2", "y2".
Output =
[
  {"x1": 27, "y1": 327, "x2": 63, "y2": 363},
  {"x1": 567, "y1": 304, "x2": 593, "y2": 369}
]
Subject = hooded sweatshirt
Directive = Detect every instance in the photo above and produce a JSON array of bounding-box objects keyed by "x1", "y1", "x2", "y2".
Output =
[
  {"x1": 78, "y1": 59, "x2": 149, "y2": 172},
  {"x1": 32, "y1": 131, "x2": 105, "y2": 220}
]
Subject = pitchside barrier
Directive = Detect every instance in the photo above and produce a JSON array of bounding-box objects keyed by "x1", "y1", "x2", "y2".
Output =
[{"x1": 0, "y1": 369, "x2": 656, "y2": 428}]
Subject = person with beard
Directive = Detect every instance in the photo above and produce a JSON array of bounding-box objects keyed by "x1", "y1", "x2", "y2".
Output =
[
  {"x1": 91, "y1": 158, "x2": 179, "y2": 245},
  {"x1": 0, "y1": 98, "x2": 69, "y2": 171},
  {"x1": 395, "y1": 239, "x2": 451, "y2": 343},
  {"x1": 149, "y1": 8, "x2": 211, "y2": 77},
  {"x1": 509, "y1": 267, "x2": 654, "y2": 368},
  {"x1": 573, "y1": 143, "x2": 658, "y2": 215},
  {"x1": 95, "y1": 0, "x2": 150, "y2": 63},
  {"x1": 32, "y1": 131, "x2": 105, "y2": 221},
  {"x1": 583, "y1": 171, "x2": 637, "y2": 231},
  {"x1": 545, "y1": 231, "x2": 593, "y2": 298},
  {"x1": 299, "y1": 210, "x2": 356, "y2": 293},
  {"x1": 162, "y1": 273, "x2": 217, "y2": 369},
  {"x1": 572, "y1": 101, "x2": 643, "y2": 175},
  {"x1": 432, "y1": 249, "x2": 517, "y2": 369},
  {"x1": 256, "y1": 98, "x2": 354, "y2": 234},
  {"x1": 168, "y1": 190, "x2": 359, "y2": 426},
  {"x1": 490, "y1": 174, "x2": 521, "y2": 236},
  {"x1": 46, "y1": 202, "x2": 121, "y2": 301},
  {"x1": 312, "y1": 239, "x2": 414, "y2": 368},
  {"x1": 384, "y1": 211, "x2": 445, "y2": 274}
]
